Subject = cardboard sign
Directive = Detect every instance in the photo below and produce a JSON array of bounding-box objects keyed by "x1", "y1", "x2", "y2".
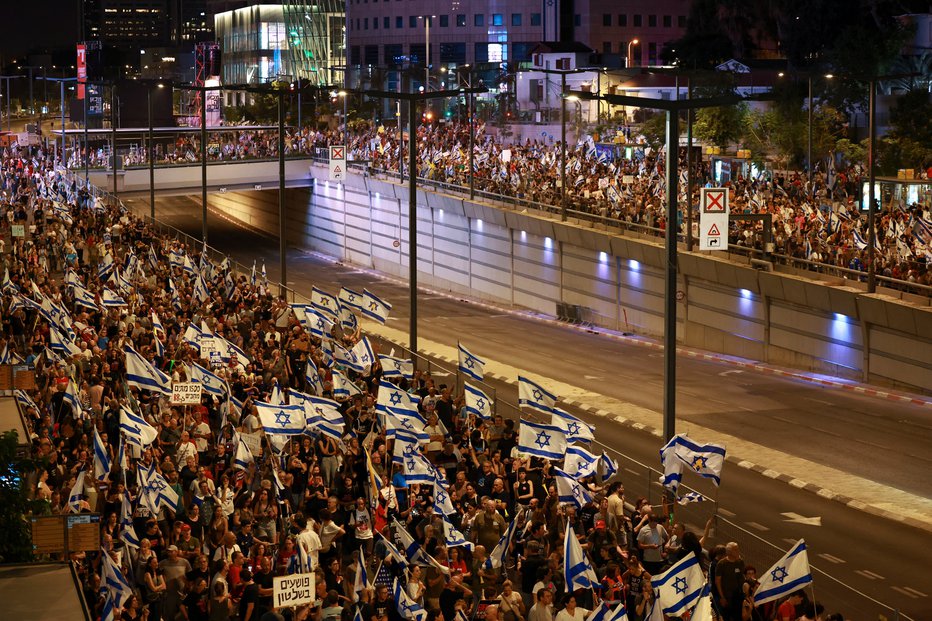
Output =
[
  {"x1": 171, "y1": 382, "x2": 203, "y2": 405},
  {"x1": 11, "y1": 225, "x2": 25, "y2": 237},
  {"x1": 273, "y1": 573, "x2": 315, "y2": 609}
]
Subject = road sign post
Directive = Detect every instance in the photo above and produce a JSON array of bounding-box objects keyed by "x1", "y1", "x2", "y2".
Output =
[
  {"x1": 699, "y1": 187, "x2": 730, "y2": 251},
  {"x1": 329, "y1": 145, "x2": 346, "y2": 181}
]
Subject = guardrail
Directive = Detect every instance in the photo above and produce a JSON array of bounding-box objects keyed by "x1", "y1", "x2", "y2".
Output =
[{"x1": 60, "y1": 165, "x2": 917, "y2": 620}]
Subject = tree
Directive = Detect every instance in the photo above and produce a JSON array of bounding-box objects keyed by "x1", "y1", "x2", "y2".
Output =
[
  {"x1": 0, "y1": 431, "x2": 36, "y2": 563},
  {"x1": 876, "y1": 89, "x2": 932, "y2": 173},
  {"x1": 694, "y1": 103, "x2": 747, "y2": 149}
]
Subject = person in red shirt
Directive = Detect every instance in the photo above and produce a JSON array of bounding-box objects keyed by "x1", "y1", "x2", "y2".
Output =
[{"x1": 777, "y1": 591, "x2": 805, "y2": 621}]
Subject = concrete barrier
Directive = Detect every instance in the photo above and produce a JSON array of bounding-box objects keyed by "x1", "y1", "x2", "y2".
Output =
[{"x1": 210, "y1": 164, "x2": 932, "y2": 394}]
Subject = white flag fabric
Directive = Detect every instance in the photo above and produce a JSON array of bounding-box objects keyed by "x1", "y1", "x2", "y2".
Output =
[
  {"x1": 464, "y1": 383, "x2": 493, "y2": 419},
  {"x1": 650, "y1": 552, "x2": 706, "y2": 617},
  {"x1": 189, "y1": 361, "x2": 227, "y2": 397},
  {"x1": 402, "y1": 450, "x2": 442, "y2": 484},
  {"x1": 555, "y1": 467, "x2": 593, "y2": 508},
  {"x1": 432, "y1": 479, "x2": 456, "y2": 516},
  {"x1": 120, "y1": 405, "x2": 159, "y2": 447},
  {"x1": 305, "y1": 362, "x2": 324, "y2": 395},
  {"x1": 518, "y1": 419, "x2": 568, "y2": 460},
  {"x1": 138, "y1": 463, "x2": 180, "y2": 513},
  {"x1": 564, "y1": 523, "x2": 599, "y2": 591},
  {"x1": 393, "y1": 578, "x2": 428, "y2": 621},
  {"x1": 563, "y1": 446, "x2": 600, "y2": 479},
  {"x1": 600, "y1": 453, "x2": 619, "y2": 482},
  {"x1": 62, "y1": 378, "x2": 82, "y2": 414},
  {"x1": 551, "y1": 407, "x2": 595, "y2": 443},
  {"x1": 690, "y1": 586, "x2": 714, "y2": 621},
  {"x1": 120, "y1": 494, "x2": 140, "y2": 548},
  {"x1": 234, "y1": 435, "x2": 255, "y2": 470},
  {"x1": 441, "y1": 514, "x2": 474, "y2": 551},
  {"x1": 151, "y1": 311, "x2": 165, "y2": 337},
  {"x1": 393, "y1": 520, "x2": 449, "y2": 574},
  {"x1": 585, "y1": 602, "x2": 629, "y2": 621},
  {"x1": 379, "y1": 354, "x2": 414, "y2": 380},
  {"x1": 659, "y1": 435, "x2": 684, "y2": 494},
  {"x1": 352, "y1": 336, "x2": 376, "y2": 375},
  {"x1": 68, "y1": 471, "x2": 86, "y2": 512},
  {"x1": 753, "y1": 539, "x2": 813, "y2": 606},
  {"x1": 255, "y1": 401, "x2": 306, "y2": 435},
  {"x1": 93, "y1": 427, "x2": 111, "y2": 482},
  {"x1": 339, "y1": 287, "x2": 365, "y2": 312},
  {"x1": 101, "y1": 287, "x2": 127, "y2": 307},
  {"x1": 362, "y1": 289, "x2": 392, "y2": 324},
  {"x1": 311, "y1": 286, "x2": 340, "y2": 319},
  {"x1": 354, "y1": 547, "x2": 370, "y2": 602},
  {"x1": 518, "y1": 376, "x2": 557, "y2": 414},
  {"x1": 457, "y1": 342, "x2": 485, "y2": 381},
  {"x1": 391, "y1": 429, "x2": 422, "y2": 466},
  {"x1": 332, "y1": 369, "x2": 362, "y2": 399},
  {"x1": 377, "y1": 380, "x2": 421, "y2": 414},
  {"x1": 124, "y1": 346, "x2": 172, "y2": 395},
  {"x1": 484, "y1": 518, "x2": 518, "y2": 570},
  {"x1": 306, "y1": 395, "x2": 345, "y2": 440},
  {"x1": 101, "y1": 551, "x2": 134, "y2": 608},
  {"x1": 673, "y1": 435, "x2": 726, "y2": 486},
  {"x1": 305, "y1": 307, "x2": 334, "y2": 338}
]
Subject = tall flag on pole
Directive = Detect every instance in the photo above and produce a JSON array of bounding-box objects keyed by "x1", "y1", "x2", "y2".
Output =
[
  {"x1": 255, "y1": 402, "x2": 306, "y2": 435},
  {"x1": 354, "y1": 547, "x2": 370, "y2": 602},
  {"x1": 234, "y1": 434, "x2": 255, "y2": 470},
  {"x1": 364, "y1": 447, "x2": 383, "y2": 509},
  {"x1": 457, "y1": 343, "x2": 485, "y2": 381},
  {"x1": 519, "y1": 376, "x2": 557, "y2": 414},
  {"x1": 378, "y1": 354, "x2": 414, "y2": 380},
  {"x1": 673, "y1": 435, "x2": 726, "y2": 486},
  {"x1": 464, "y1": 383, "x2": 493, "y2": 419},
  {"x1": 68, "y1": 470, "x2": 86, "y2": 512},
  {"x1": 650, "y1": 552, "x2": 706, "y2": 617},
  {"x1": 563, "y1": 523, "x2": 599, "y2": 591},
  {"x1": 124, "y1": 346, "x2": 172, "y2": 395},
  {"x1": 551, "y1": 407, "x2": 595, "y2": 443},
  {"x1": 555, "y1": 468, "x2": 593, "y2": 508},
  {"x1": 120, "y1": 405, "x2": 159, "y2": 447},
  {"x1": 753, "y1": 539, "x2": 813, "y2": 606},
  {"x1": 120, "y1": 494, "x2": 140, "y2": 548},
  {"x1": 393, "y1": 578, "x2": 427, "y2": 621},
  {"x1": 93, "y1": 427, "x2": 112, "y2": 482},
  {"x1": 563, "y1": 446, "x2": 600, "y2": 479}
]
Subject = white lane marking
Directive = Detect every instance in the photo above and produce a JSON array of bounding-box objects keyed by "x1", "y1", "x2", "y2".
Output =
[
  {"x1": 718, "y1": 508, "x2": 736, "y2": 518},
  {"x1": 781, "y1": 512, "x2": 822, "y2": 526},
  {"x1": 855, "y1": 570, "x2": 884, "y2": 580},
  {"x1": 718, "y1": 370, "x2": 744, "y2": 377},
  {"x1": 891, "y1": 586, "x2": 921, "y2": 599},
  {"x1": 624, "y1": 468, "x2": 640, "y2": 476},
  {"x1": 817, "y1": 553, "x2": 845, "y2": 564},
  {"x1": 781, "y1": 538, "x2": 798, "y2": 546},
  {"x1": 745, "y1": 522, "x2": 770, "y2": 532},
  {"x1": 901, "y1": 587, "x2": 928, "y2": 598},
  {"x1": 805, "y1": 397, "x2": 835, "y2": 406}
]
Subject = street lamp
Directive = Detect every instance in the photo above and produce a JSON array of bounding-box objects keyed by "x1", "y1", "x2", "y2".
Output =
[
  {"x1": 626, "y1": 39, "x2": 640, "y2": 69},
  {"x1": 36, "y1": 76, "x2": 78, "y2": 168},
  {"x1": 148, "y1": 83, "x2": 165, "y2": 221},
  {"x1": 418, "y1": 16, "x2": 436, "y2": 91}
]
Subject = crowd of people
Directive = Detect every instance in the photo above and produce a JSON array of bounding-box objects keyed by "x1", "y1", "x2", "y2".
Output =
[
  {"x1": 1, "y1": 145, "x2": 859, "y2": 621},
  {"x1": 62, "y1": 120, "x2": 932, "y2": 289}
]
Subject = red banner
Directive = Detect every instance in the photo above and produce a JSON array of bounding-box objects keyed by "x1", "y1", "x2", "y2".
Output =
[{"x1": 76, "y1": 44, "x2": 86, "y2": 99}]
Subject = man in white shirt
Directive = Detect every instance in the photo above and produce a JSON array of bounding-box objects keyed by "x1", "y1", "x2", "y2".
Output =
[{"x1": 294, "y1": 513, "x2": 322, "y2": 570}]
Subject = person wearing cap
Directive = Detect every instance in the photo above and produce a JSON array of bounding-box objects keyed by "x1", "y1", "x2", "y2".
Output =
[
  {"x1": 160, "y1": 545, "x2": 192, "y2": 621},
  {"x1": 585, "y1": 520, "x2": 618, "y2": 571}
]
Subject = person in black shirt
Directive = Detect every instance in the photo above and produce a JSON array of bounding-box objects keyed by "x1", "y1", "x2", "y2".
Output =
[
  {"x1": 367, "y1": 585, "x2": 394, "y2": 621},
  {"x1": 239, "y1": 570, "x2": 260, "y2": 621},
  {"x1": 439, "y1": 570, "x2": 474, "y2": 621},
  {"x1": 180, "y1": 577, "x2": 209, "y2": 621},
  {"x1": 252, "y1": 556, "x2": 275, "y2": 619}
]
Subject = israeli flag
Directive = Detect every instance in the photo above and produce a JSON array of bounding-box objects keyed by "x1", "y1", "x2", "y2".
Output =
[
  {"x1": 68, "y1": 470, "x2": 86, "y2": 512},
  {"x1": 124, "y1": 345, "x2": 172, "y2": 395},
  {"x1": 151, "y1": 311, "x2": 165, "y2": 338},
  {"x1": 193, "y1": 274, "x2": 210, "y2": 303},
  {"x1": 334, "y1": 341, "x2": 364, "y2": 373},
  {"x1": 255, "y1": 401, "x2": 306, "y2": 435},
  {"x1": 190, "y1": 362, "x2": 227, "y2": 397},
  {"x1": 484, "y1": 518, "x2": 518, "y2": 570},
  {"x1": 401, "y1": 449, "x2": 441, "y2": 483},
  {"x1": 50, "y1": 326, "x2": 82, "y2": 358},
  {"x1": 432, "y1": 479, "x2": 456, "y2": 516},
  {"x1": 305, "y1": 362, "x2": 324, "y2": 396},
  {"x1": 393, "y1": 520, "x2": 449, "y2": 574},
  {"x1": 101, "y1": 550, "x2": 134, "y2": 607},
  {"x1": 120, "y1": 405, "x2": 159, "y2": 447},
  {"x1": 377, "y1": 380, "x2": 421, "y2": 414},
  {"x1": 391, "y1": 429, "x2": 423, "y2": 465},
  {"x1": 170, "y1": 247, "x2": 185, "y2": 269},
  {"x1": 753, "y1": 539, "x2": 813, "y2": 606},
  {"x1": 600, "y1": 453, "x2": 619, "y2": 482},
  {"x1": 339, "y1": 287, "x2": 364, "y2": 311},
  {"x1": 650, "y1": 552, "x2": 706, "y2": 617},
  {"x1": 100, "y1": 593, "x2": 115, "y2": 621},
  {"x1": 457, "y1": 342, "x2": 485, "y2": 381},
  {"x1": 0, "y1": 343, "x2": 10, "y2": 365},
  {"x1": 354, "y1": 547, "x2": 371, "y2": 602},
  {"x1": 518, "y1": 419, "x2": 567, "y2": 460},
  {"x1": 677, "y1": 491, "x2": 706, "y2": 505},
  {"x1": 379, "y1": 354, "x2": 414, "y2": 380},
  {"x1": 138, "y1": 462, "x2": 179, "y2": 513},
  {"x1": 216, "y1": 335, "x2": 251, "y2": 368},
  {"x1": 551, "y1": 407, "x2": 595, "y2": 443},
  {"x1": 519, "y1": 376, "x2": 557, "y2": 414},
  {"x1": 563, "y1": 446, "x2": 600, "y2": 479},
  {"x1": 673, "y1": 435, "x2": 726, "y2": 486},
  {"x1": 464, "y1": 383, "x2": 493, "y2": 419},
  {"x1": 62, "y1": 379, "x2": 82, "y2": 415},
  {"x1": 362, "y1": 289, "x2": 392, "y2": 324},
  {"x1": 332, "y1": 369, "x2": 362, "y2": 399},
  {"x1": 555, "y1": 467, "x2": 593, "y2": 508},
  {"x1": 689, "y1": 585, "x2": 714, "y2": 621},
  {"x1": 393, "y1": 578, "x2": 427, "y2": 621},
  {"x1": 15, "y1": 389, "x2": 39, "y2": 415},
  {"x1": 659, "y1": 435, "x2": 684, "y2": 494},
  {"x1": 148, "y1": 244, "x2": 160, "y2": 269},
  {"x1": 270, "y1": 380, "x2": 285, "y2": 405},
  {"x1": 305, "y1": 307, "x2": 334, "y2": 338},
  {"x1": 1, "y1": 267, "x2": 13, "y2": 291},
  {"x1": 71, "y1": 282, "x2": 99, "y2": 310},
  {"x1": 441, "y1": 515, "x2": 474, "y2": 551},
  {"x1": 97, "y1": 253, "x2": 114, "y2": 280},
  {"x1": 311, "y1": 286, "x2": 340, "y2": 319},
  {"x1": 93, "y1": 427, "x2": 111, "y2": 482},
  {"x1": 120, "y1": 494, "x2": 140, "y2": 548},
  {"x1": 340, "y1": 305, "x2": 359, "y2": 332},
  {"x1": 169, "y1": 278, "x2": 182, "y2": 310},
  {"x1": 352, "y1": 336, "x2": 376, "y2": 375},
  {"x1": 100, "y1": 287, "x2": 126, "y2": 307},
  {"x1": 306, "y1": 395, "x2": 346, "y2": 440},
  {"x1": 564, "y1": 522, "x2": 599, "y2": 591},
  {"x1": 234, "y1": 435, "x2": 255, "y2": 470},
  {"x1": 250, "y1": 260, "x2": 257, "y2": 286}
]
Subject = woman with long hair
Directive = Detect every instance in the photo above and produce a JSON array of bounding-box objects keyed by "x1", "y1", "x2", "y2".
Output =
[{"x1": 143, "y1": 555, "x2": 167, "y2": 621}]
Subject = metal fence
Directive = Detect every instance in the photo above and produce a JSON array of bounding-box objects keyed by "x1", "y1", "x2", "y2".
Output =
[{"x1": 60, "y1": 166, "x2": 918, "y2": 620}]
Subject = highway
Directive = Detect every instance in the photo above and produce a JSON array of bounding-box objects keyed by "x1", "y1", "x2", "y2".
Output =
[{"x1": 127, "y1": 193, "x2": 932, "y2": 619}]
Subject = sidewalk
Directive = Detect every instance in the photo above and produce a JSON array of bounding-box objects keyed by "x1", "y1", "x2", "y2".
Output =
[{"x1": 361, "y1": 319, "x2": 932, "y2": 534}]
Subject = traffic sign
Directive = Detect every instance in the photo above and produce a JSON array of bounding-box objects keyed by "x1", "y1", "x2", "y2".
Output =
[
  {"x1": 699, "y1": 187, "x2": 730, "y2": 251},
  {"x1": 329, "y1": 145, "x2": 346, "y2": 181}
]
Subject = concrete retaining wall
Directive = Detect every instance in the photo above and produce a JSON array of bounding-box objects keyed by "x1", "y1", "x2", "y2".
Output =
[{"x1": 207, "y1": 164, "x2": 932, "y2": 394}]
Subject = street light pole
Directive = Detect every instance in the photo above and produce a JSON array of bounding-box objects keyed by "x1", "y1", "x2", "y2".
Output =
[
  {"x1": 200, "y1": 86, "x2": 208, "y2": 245},
  {"x1": 626, "y1": 40, "x2": 640, "y2": 69},
  {"x1": 867, "y1": 78, "x2": 877, "y2": 293},
  {"x1": 111, "y1": 85, "x2": 118, "y2": 197},
  {"x1": 148, "y1": 86, "x2": 155, "y2": 220},
  {"x1": 560, "y1": 72, "x2": 567, "y2": 220},
  {"x1": 663, "y1": 108, "x2": 679, "y2": 440},
  {"x1": 278, "y1": 90, "x2": 287, "y2": 298},
  {"x1": 686, "y1": 78, "x2": 694, "y2": 251},
  {"x1": 808, "y1": 76, "x2": 813, "y2": 191},
  {"x1": 408, "y1": 97, "x2": 418, "y2": 354}
]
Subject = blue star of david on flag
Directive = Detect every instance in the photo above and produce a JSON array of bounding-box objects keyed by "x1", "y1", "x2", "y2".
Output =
[
  {"x1": 673, "y1": 576, "x2": 688, "y2": 594},
  {"x1": 275, "y1": 410, "x2": 292, "y2": 426},
  {"x1": 535, "y1": 431, "x2": 551, "y2": 449},
  {"x1": 519, "y1": 419, "x2": 566, "y2": 460},
  {"x1": 770, "y1": 566, "x2": 788, "y2": 584},
  {"x1": 406, "y1": 457, "x2": 417, "y2": 470},
  {"x1": 566, "y1": 422, "x2": 580, "y2": 436},
  {"x1": 692, "y1": 456, "x2": 707, "y2": 471},
  {"x1": 533, "y1": 389, "x2": 543, "y2": 401},
  {"x1": 389, "y1": 392, "x2": 403, "y2": 406},
  {"x1": 436, "y1": 491, "x2": 447, "y2": 506},
  {"x1": 476, "y1": 398, "x2": 485, "y2": 410}
]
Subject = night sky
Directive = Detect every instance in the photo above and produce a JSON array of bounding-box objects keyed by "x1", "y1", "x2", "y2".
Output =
[{"x1": 6, "y1": 1, "x2": 80, "y2": 58}]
